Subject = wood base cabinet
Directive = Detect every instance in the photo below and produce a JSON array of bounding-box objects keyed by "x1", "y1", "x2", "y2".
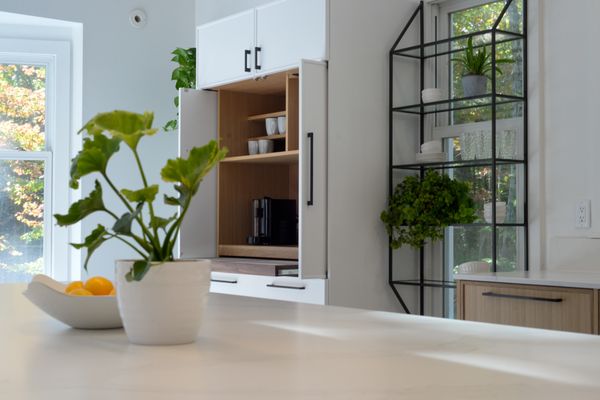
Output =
[
  {"x1": 178, "y1": 62, "x2": 328, "y2": 304},
  {"x1": 458, "y1": 281, "x2": 599, "y2": 334}
]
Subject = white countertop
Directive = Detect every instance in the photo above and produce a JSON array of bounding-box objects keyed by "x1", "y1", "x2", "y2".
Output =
[
  {"x1": 3, "y1": 284, "x2": 600, "y2": 399},
  {"x1": 455, "y1": 270, "x2": 600, "y2": 289}
]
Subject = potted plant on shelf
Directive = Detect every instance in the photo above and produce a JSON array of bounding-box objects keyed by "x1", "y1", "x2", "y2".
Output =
[
  {"x1": 164, "y1": 47, "x2": 196, "y2": 131},
  {"x1": 381, "y1": 170, "x2": 477, "y2": 249},
  {"x1": 451, "y1": 37, "x2": 514, "y2": 97},
  {"x1": 54, "y1": 110, "x2": 227, "y2": 345}
]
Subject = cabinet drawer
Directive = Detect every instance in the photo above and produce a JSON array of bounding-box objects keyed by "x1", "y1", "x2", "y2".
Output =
[
  {"x1": 211, "y1": 272, "x2": 326, "y2": 305},
  {"x1": 462, "y1": 282, "x2": 595, "y2": 334}
]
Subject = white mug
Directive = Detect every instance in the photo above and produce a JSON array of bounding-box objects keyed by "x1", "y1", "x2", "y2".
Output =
[
  {"x1": 258, "y1": 139, "x2": 274, "y2": 154},
  {"x1": 248, "y1": 140, "x2": 259, "y2": 155},
  {"x1": 265, "y1": 118, "x2": 278, "y2": 136},
  {"x1": 277, "y1": 116, "x2": 286, "y2": 134}
]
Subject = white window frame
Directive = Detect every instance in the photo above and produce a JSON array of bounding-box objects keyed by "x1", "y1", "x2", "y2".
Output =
[
  {"x1": 430, "y1": 0, "x2": 526, "y2": 317},
  {"x1": 0, "y1": 38, "x2": 72, "y2": 281}
]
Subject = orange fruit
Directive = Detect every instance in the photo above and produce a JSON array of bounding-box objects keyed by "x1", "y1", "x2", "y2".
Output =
[
  {"x1": 109, "y1": 288, "x2": 116, "y2": 296},
  {"x1": 65, "y1": 281, "x2": 84, "y2": 294},
  {"x1": 84, "y1": 276, "x2": 114, "y2": 296},
  {"x1": 69, "y1": 288, "x2": 93, "y2": 296}
]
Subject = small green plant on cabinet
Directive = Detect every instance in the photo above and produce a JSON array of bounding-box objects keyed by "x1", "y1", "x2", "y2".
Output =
[
  {"x1": 164, "y1": 47, "x2": 197, "y2": 131},
  {"x1": 451, "y1": 36, "x2": 514, "y2": 78},
  {"x1": 381, "y1": 170, "x2": 477, "y2": 249},
  {"x1": 54, "y1": 110, "x2": 227, "y2": 281}
]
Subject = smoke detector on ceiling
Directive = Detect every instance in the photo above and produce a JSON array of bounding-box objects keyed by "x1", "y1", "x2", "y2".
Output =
[{"x1": 129, "y1": 9, "x2": 147, "y2": 29}]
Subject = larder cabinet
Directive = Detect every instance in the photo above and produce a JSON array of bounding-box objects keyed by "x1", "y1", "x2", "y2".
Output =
[{"x1": 179, "y1": 61, "x2": 328, "y2": 304}]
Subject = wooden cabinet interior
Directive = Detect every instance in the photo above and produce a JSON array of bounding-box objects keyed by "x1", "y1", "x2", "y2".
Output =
[{"x1": 215, "y1": 69, "x2": 300, "y2": 260}]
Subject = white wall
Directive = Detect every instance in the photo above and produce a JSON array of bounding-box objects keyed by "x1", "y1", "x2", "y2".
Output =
[
  {"x1": 537, "y1": 0, "x2": 600, "y2": 271},
  {"x1": 0, "y1": 0, "x2": 196, "y2": 279}
]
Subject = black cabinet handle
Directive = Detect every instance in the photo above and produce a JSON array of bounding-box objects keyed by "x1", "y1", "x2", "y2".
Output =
[
  {"x1": 482, "y1": 291, "x2": 563, "y2": 303},
  {"x1": 267, "y1": 283, "x2": 306, "y2": 290},
  {"x1": 244, "y1": 49, "x2": 251, "y2": 72},
  {"x1": 307, "y1": 132, "x2": 314, "y2": 206},
  {"x1": 254, "y1": 46, "x2": 262, "y2": 70},
  {"x1": 211, "y1": 278, "x2": 238, "y2": 284}
]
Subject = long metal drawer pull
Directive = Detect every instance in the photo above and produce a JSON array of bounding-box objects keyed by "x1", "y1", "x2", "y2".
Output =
[
  {"x1": 482, "y1": 291, "x2": 563, "y2": 303},
  {"x1": 266, "y1": 283, "x2": 306, "y2": 290},
  {"x1": 211, "y1": 278, "x2": 238, "y2": 284}
]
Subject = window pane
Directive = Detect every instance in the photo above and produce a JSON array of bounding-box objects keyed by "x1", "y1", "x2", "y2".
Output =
[
  {"x1": 0, "y1": 160, "x2": 45, "y2": 283},
  {"x1": 0, "y1": 64, "x2": 46, "y2": 151}
]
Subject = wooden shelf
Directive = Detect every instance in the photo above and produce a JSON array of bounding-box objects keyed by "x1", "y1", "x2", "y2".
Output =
[
  {"x1": 247, "y1": 111, "x2": 286, "y2": 121},
  {"x1": 247, "y1": 134, "x2": 286, "y2": 141},
  {"x1": 218, "y1": 245, "x2": 298, "y2": 260},
  {"x1": 221, "y1": 150, "x2": 298, "y2": 164}
]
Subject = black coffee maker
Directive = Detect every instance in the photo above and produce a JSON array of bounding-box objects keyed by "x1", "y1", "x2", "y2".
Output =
[{"x1": 247, "y1": 197, "x2": 297, "y2": 246}]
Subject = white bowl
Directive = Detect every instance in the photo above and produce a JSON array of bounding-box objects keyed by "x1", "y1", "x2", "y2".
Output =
[
  {"x1": 421, "y1": 88, "x2": 444, "y2": 103},
  {"x1": 23, "y1": 275, "x2": 122, "y2": 329},
  {"x1": 421, "y1": 140, "x2": 442, "y2": 154}
]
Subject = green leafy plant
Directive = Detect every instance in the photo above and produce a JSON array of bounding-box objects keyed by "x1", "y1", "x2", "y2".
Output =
[
  {"x1": 451, "y1": 37, "x2": 514, "y2": 77},
  {"x1": 381, "y1": 170, "x2": 477, "y2": 249},
  {"x1": 164, "y1": 47, "x2": 196, "y2": 131},
  {"x1": 54, "y1": 110, "x2": 227, "y2": 281}
]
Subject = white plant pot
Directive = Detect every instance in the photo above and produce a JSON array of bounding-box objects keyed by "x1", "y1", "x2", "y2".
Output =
[
  {"x1": 462, "y1": 75, "x2": 487, "y2": 97},
  {"x1": 115, "y1": 259, "x2": 211, "y2": 345}
]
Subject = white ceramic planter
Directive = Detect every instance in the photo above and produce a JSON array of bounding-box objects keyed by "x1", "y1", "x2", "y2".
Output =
[
  {"x1": 462, "y1": 75, "x2": 487, "y2": 97},
  {"x1": 115, "y1": 259, "x2": 211, "y2": 345}
]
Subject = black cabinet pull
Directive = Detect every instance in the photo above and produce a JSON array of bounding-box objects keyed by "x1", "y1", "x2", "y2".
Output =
[
  {"x1": 267, "y1": 283, "x2": 306, "y2": 290},
  {"x1": 482, "y1": 291, "x2": 563, "y2": 303},
  {"x1": 254, "y1": 46, "x2": 262, "y2": 70},
  {"x1": 307, "y1": 132, "x2": 314, "y2": 206},
  {"x1": 211, "y1": 278, "x2": 238, "y2": 284},
  {"x1": 244, "y1": 49, "x2": 251, "y2": 72}
]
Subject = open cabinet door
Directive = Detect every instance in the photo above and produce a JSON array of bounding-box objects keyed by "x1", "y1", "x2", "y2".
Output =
[
  {"x1": 299, "y1": 60, "x2": 327, "y2": 279},
  {"x1": 177, "y1": 88, "x2": 218, "y2": 259}
]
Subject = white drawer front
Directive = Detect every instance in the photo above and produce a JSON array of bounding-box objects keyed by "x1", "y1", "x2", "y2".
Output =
[{"x1": 211, "y1": 272, "x2": 326, "y2": 305}]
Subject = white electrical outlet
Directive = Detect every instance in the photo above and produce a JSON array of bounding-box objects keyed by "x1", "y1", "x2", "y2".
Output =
[{"x1": 575, "y1": 200, "x2": 591, "y2": 229}]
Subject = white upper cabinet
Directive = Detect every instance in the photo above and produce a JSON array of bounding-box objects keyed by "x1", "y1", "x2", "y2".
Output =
[
  {"x1": 255, "y1": 0, "x2": 328, "y2": 75},
  {"x1": 196, "y1": 10, "x2": 255, "y2": 89},
  {"x1": 196, "y1": 0, "x2": 328, "y2": 89}
]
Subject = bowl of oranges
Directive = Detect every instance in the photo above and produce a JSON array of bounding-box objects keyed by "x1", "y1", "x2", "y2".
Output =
[{"x1": 23, "y1": 274, "x2": 122, "y2": 329}]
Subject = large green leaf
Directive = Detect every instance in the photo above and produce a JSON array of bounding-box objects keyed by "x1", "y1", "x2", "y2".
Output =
[
  {"x1": 150, "y1": 213, "x2": 177, "y2": 232},
  {"x1": 125, "y1": 259, "x2": 152, "y2": 282},
  {"x1": 121, "y1": 185, "x2": 159, "y2": 203},
  {"x1": 54, "y1": 181, "x2": 106, "y2": 226},
  {"x1": 79, "y1": 110, "x2": 158, "y2": 150},
  {"x1": 70, "y1": 225, "x2": 111, "y2": 271},
  {"x1": 113, "y1": 203, "x2": 144, "y2": 236},
  {"x1": 161, "y1": 140, "x2": 227, "y2": 196},
  {"x1": 69, "y1": 134, "x2": 120, "y2": 189},
  {"x1": 163, "y1": 185, "x2": 189, "y2": 207}
]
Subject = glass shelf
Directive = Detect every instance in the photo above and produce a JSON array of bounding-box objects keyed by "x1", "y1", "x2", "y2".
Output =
[
  {"x1": 392, "y1": 158, "x2": 525, "y2": 170},
  {"x1": 393, "y1": 94, "x2": 524, "y2": 115},
  {"x1": 393, "y1": 28, "x2": 524, "y2": 59}
]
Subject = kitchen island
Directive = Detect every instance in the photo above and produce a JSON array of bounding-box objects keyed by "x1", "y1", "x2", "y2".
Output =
[{"x1": 2, "y1": 284, "x2": 600, "y2": 399}]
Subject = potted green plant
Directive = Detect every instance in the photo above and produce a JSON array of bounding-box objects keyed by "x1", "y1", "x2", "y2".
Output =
[
  {"x1": 451, "y1": 37, "x2": 514, "y2": 97},
  {"x1": 54, "y1": 110, "x2": 227, "y2": 345},
  {"x1": 164, "y1": 47, "x2": 196, "y2": 131},
  {"x1": 381, "y1": 170, "x2": 477, "y2": 249}
]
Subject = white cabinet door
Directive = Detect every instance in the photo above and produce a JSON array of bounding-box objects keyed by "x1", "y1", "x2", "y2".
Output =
[
  {"x1": 299, "y1": 60, "x2": 327, "y2": 279},
  {"x1": 196, "y1": 10, "x2": 255, "y2": 89},
  {"x1": 178, "y1": 88, "x2": 218, "y2": 259},
  {"x1": 255, "y1": 0, "x2": 328, "y2": 75}
]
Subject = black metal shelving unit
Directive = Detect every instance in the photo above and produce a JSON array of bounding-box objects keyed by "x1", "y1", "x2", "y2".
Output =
[{"x1": 388, "y1": 0, "x2": 528, "y2": 315}]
